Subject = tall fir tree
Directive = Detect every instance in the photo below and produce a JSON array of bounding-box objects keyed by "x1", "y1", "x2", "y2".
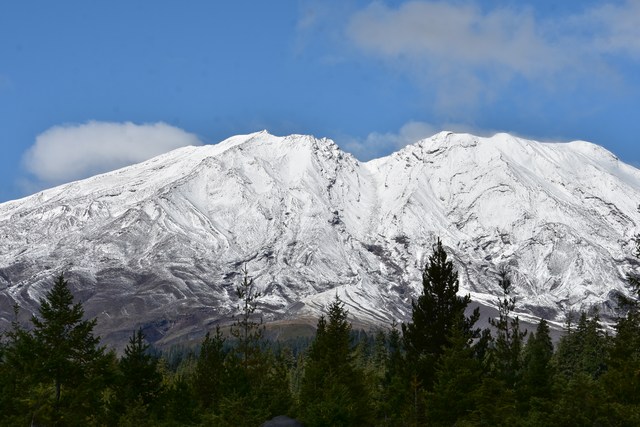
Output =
[
  {"x1": 372, "y1": 322, "x2": 409, "y2": 425},
  {"x1": 520, "y1": 318, "x2": 554, "y2": 419},
  {"x1": 554, "y1": 311, "x2": 608, "y2": 379},
  {"x1": 0, "y1": 305, "x2": 40, "y2": 425},
  {"x1": 193, "y1": 326, "x2": 227, "y2": 411},
  {"x1": 427, "y1": 318, "x2": 483, "y2": 426},
  {"x1": 230, "y1": 267, "x2": 265, "y2": 372},
  {"x1": 299, "y1": 295, "x2": 371, "y2": 427},
  {"x1": 600, "y1": 309, "x2": 640, "y2": 424},
  {"x1": 402, "y1": 238, "x2": 480, "y2": 391},
  {"x1": 117, "y1": 328, "x2": 163, "y2": 410},
  {"x1": 599, "y1": 235, "x2": 640, "y2": 424},
  {"x1": 214, "y1": 268, "x2": 291, "y2": 426},
  {"x1": 29, "y1": 274, "x2": 112, "y2": 425},
  {"x1": 488, "y1": 268, "x2": 527, "y2": 388}
]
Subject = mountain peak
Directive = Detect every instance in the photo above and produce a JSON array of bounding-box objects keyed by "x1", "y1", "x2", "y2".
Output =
[{"x1": 0, "y1": 131, "x2": 638, "y2": 346}]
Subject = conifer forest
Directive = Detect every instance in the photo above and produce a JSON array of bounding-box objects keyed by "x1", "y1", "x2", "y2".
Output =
[{"x1": 2, "y1": 237, "x2": 640, "y2": 426}]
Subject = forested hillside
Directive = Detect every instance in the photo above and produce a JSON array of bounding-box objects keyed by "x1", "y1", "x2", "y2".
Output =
[{"x1": 1, "y1": 237, "x2": 639, "y2": 426}]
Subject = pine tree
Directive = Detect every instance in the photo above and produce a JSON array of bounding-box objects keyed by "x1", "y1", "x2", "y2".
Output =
[
  {"x1": 29, "y1": 273, "x2": 110, "y2": 424},
  {"x1": 402, "y1": 238, "x2": 480, "y2": 391},
  {"x1": 367, "y1": 329, "x2": 389, "y2": 423},
  {"x1": 599, "y1": 236, "x2": 640, "y2": 424},
  {"x1": 427, "y1": 319, "x2": 482, "y2": 426},
  {"x1": 193, "y1": 326, "x2": 227, "y2": 411},
  {"x1": 488, "y1": 268, "x2": 527, "y2": 388},
  {"x1": 554, "y1": 311, "x2": 608, "y2": 379},
  {"x1": 522, "y1": 319, "x2": 553, "y2": 395},
  {"x1": 600, "y1": 310, "x2": 640, "y2": 423},
  {"x1": 118, "y1": 328, "x2": 163, "y2": 409},
  {"x1": 544, "y1": 310, "x2": 613, "y2": 422},
  {"x1": 217, "y1": 268, "x2": 291, "y2": 426},
  {"x1": 520, "y1": 318, "x2": 554, "y2": 417},
  {"x1": 0, "y1": 305, "x2": 40, "y2": 425},
  {"x1": 374, "y1": 321, "x2": 413, "y2": 426},
  {"x1": 548, "y1": 371, "x2": 607, "y2": 426},
  {"x1": 299, "y1": 295, "x2": 371, "y2": 426},
  {"x1": 230, "y1": 267, "x2": 265, "y2": 373}
]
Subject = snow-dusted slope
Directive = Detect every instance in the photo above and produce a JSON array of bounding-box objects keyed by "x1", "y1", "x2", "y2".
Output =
[{"x1": 1, "y1": 131, "x2": 638, "y2": 344}]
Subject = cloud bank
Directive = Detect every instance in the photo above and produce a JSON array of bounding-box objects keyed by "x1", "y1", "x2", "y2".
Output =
[
  {"x1": 343, "y1": 0, "x2": 640, "y2": 111},
  {"x1": 347, "y1": 1, "x2": 640, "y2": 71},
  {"x1": 23, "y1": 121, "x2": 201, "y2": 186},
  {"x1": 348, "y1": 2, "x2": 564, "y2": 76}
]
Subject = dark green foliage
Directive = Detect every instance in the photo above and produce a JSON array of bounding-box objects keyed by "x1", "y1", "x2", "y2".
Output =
[
  {"x1": 488, "y1": 268, "x2": 527, "y2": 388},
  {"x1": 31, "y1": 276, "x2": 102, "y2": 404},
  {"x1": 554, "y1": 311, "x2": 608, "y2": 379},
  {"x1": 549, "y1": 373, "x2": 608, "y2": 426},
  {"x1": 117, "y1": 328, "x2": 163, "y2": 419},
  {"x1": 230, "y1": 268, "x2": 265, "y2": 371},
  {"x1": 193, "y1": 326, "x2": 227, "y2": 410},
  {"x1": 467, "y1": 375, "x2": 519, "y2": 426},
  {"x1": 521, "y1": 319, "x2": 554, "y2": 408},
  {"x1": 0, "y1": 276, "x2": 119, "y2": 426},
  {"x1": 28, "y1": 274, "x2": 112, "y2": 425},
  {"x1": 402, "y1": 238, "x2": 480, "y2": 391},
  {"x1": 599, "y1": 310, "x2": 640, "y2": 424},
  {"x1": 299, "y1": 295, "x2": 372, "y2": 426},
  {"x1": 598, "y1": 240, "x2": 640, "y2": 423},
  {"x1": 6, "y1": 239, "x2": 640, "y2": 425},
  {"x1": 0, "y1": 306, "x2": 40, "y2": 425},
  {"x1": 161, "y1": 375, "x2": 199, "y2": 426},
  {"x1": 427, "y1": 320, "x2": 483, "y2": 426},
  {"x1": 216, "y1": 268, "x2": 293, "y2": 426}
]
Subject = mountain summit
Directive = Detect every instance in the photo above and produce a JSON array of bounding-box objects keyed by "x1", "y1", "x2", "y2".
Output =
[{"x1": 1, "y1": 131, "x2": 639, "y2": 345}]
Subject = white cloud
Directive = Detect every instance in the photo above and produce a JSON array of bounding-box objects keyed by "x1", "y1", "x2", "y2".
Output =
[
  {"x1": 347, "y1": 2, "x2": 568, "y2": 77},
  {"x1": 580, "y1": 0, "x2": 640, "y2": 58},
  {"x1": 23, "y1": 121, "x2": 201, "y2": 185},
  {"x1": 343, "y1": 1, "x2": 640, "y2": 112}
]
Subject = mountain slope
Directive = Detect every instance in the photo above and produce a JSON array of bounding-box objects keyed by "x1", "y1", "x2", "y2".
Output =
[{"x1": 1, "y1": 131, "x2": 638, "y2": 345}]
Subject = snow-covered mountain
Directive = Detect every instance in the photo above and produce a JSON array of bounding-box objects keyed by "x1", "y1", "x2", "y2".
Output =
[{"x1": 1, "y1": 131, "x2": 639, "y2": 345}]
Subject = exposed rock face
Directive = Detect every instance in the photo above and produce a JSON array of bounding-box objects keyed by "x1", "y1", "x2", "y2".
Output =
[{"x1": 0, "y1": 131, "x2": 638, "y2": 346}]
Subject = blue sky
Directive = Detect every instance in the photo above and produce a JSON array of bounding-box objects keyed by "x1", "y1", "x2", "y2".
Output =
[{"x1": 1, "y1": 0, "x2": 639, "y2": 202}]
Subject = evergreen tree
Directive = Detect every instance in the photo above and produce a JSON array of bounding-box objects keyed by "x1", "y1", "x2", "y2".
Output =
[
  {"x1": 402, "y1": 238, "x2": 480, "y2": 392},
  {"x1": 299, "y1": 295, "x2": 371, "y2": 426},
  {"x1": 161, "y1": 374, "x2": 199, "y2": 426},
  {"x1": 118, "y1": 329, "x2": 163, "y2": 410},
  {"x1": 0, "y1": 306, "x2": 40, "y2": 425},
  {"x1": 520, "y1": 318, "x2": 554, "y2": 417},
  {"x1": 548, "y1": 372, "x2": 608, "y2": 426},
  {"x1": 193, "y1": 326, "x2": 227, "y2": 411},
  {"x1": 230, "y1": 267, "x2": 265, "y2": 372},
  {"x1": 427, "y1": 319, "x2": 482, "y2": 426},
  {"x1": 216, "y1": 268, "x2": 291, "y2": 426},
  {"x1": 373, "y1": 321, "x2": 415, "y2": 426},
  {"x1": 554, "y1": 311, "x2": 608, "y2": 379},
  {"x1": 29, "y1": 274, "x2": 111, "y2": 424},
  {"x1": 599, "y1": 236, "x2": 640, "y2": 424},
  {"x1": 600, "y1": 309, "x2": 640, "y2": 424},
  {"x1": 366, "y1": 329, "x2": 388, "y2": 424},
  {"x1": 543, "y1": 311, "x2": 611, "y2": 423},
  {"x1": 488, "y1": 268, "x2": 527, "y2": 388}
]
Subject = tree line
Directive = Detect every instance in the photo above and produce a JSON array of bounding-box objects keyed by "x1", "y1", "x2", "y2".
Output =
[{"x1": 1, "y1": 237, "x2": 640, "y2": 426}]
